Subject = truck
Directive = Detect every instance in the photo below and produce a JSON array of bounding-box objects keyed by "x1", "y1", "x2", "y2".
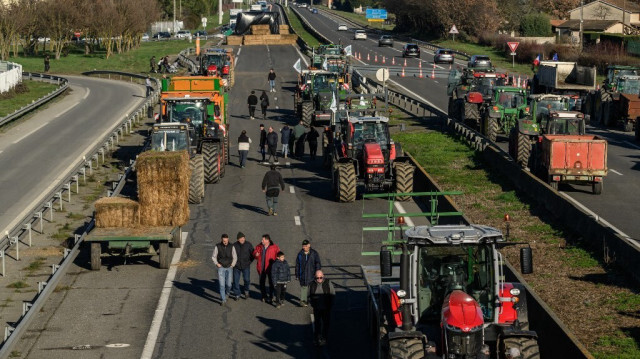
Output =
[
  {"x1": 531, "y1": 61, "x2": 597, "y2": 110},
  {"x1": 529, "y1": 111, "x2": 607, "y2": 194},
  {"x1": 591, "y1": 65, "x2": 640, "y2": 132},
  {"x1": 362, "y1": 193, "x2": 539, "y2": 359},
  {"x1": 161, "y1": 76, "x2": 230, "y2": 183},
  {"x1": 229, "y1": 9, "x2": 243, "y2": 26}
]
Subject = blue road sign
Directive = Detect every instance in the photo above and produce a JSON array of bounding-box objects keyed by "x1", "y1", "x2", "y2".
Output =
[{"x1": 365, "y1": 8, "x2": 388, "y2": 20}]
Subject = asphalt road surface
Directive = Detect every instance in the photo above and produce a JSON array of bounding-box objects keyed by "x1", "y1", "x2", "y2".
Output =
[
  {"x1": 293, "y1": 6, "x2": 640, "y2": 242},
  {"x1": 0, "y1": 76, "x2": 146, "y2": 239}
]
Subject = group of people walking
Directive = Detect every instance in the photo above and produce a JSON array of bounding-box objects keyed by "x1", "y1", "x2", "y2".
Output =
[{"x1": 212, "y1": 234, "x2": 334, "y2": 345}]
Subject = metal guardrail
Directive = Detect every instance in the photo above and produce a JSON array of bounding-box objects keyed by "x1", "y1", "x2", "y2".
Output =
[
  {"x1": 177, "y1": 48, "x2": 198, "y2": 73},
  {"x1": 0, "y1": 71, "x2": 159, "y2": 356},
  {"x1": 0, "y1": 73, "x2": 69, "y2": 127}
]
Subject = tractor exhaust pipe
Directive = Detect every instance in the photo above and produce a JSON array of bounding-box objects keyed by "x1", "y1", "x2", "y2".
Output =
[{"x1": 399, "y1": 244, "x2": 412, "y2": 331}]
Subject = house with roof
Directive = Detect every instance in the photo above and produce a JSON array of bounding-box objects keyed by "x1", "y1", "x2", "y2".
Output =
[{"x1": 569, "y1": 0, "x2": 640, "y2": 30}]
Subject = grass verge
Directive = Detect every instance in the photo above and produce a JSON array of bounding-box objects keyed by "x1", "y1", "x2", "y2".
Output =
[
  {"x1": 0, "y1": 81, "x2": 59, "y2": 117},
  {"x1": 391, "y1": 128, "x2": 639, "y2": 358},
  {"x1": 287, "y1": 7, "x2": 321, "y2": 48}
]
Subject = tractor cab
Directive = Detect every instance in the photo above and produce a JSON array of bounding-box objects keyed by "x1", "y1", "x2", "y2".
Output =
[
  {"x1": 162, "y1": 98, "x2": 222, "y2": 146},
  {"x1": 470, "y1": 72, "x2": 507, "y2": 100},
  {"x1": 605, "y1": 65, "x2": 640, "y2": 94},
  {"x1": 529, "y1": 94, "x2": 570, "y2": 123},
  {"x1": 201, "y1": 48, "x2": 231, "y2": 77},
  {"x1": 150, "y1": 123, "x2": 192, "y2": 153},
  {"x1": 540, "y1": 111, "x2": 586, "y2": 136}
]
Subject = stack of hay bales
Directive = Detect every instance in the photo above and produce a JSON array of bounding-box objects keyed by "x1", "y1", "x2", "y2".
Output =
[
  {"x1": 251, "y1": 24, "x2": 271, "y2": 35},
  {"x1": 279, "y1": 24, "x2": 290, "y2": 34},
  {"x1": 95, "y1": 197, "x2": 140, "y2": 228},
  {"x1": 136, "y1": 151, "x2": 191, "y2": 227},
  {"x1": 227, "y1": 23, "x2": 299, "y2": 45},
  {"x1": 226, "y1": 36, "x2": 243, "y2": 45}
]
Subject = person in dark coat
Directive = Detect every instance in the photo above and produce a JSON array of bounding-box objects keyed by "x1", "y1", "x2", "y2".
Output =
[
  {"x1": 266, "y1": 126, "x2": 279, "y2": 164},
  {"x1": 237, "y1": 130, "x2": 251, "y2": 168},
  {"x1": 248, "y1": 91, "x2": 258, "y2": 119},
  {"x1": 280, "y1": 125, "x2": 290, "y2": 158},
  {"x1": 271, "y1": 251, "x2": 291, "y2": 308},
  {"x1": 150, "y1": 56, "x2": 156, "y2": 73},
  {"x1": 259, "y1": 123, "x2": 267, "y2": 163},
  {"x1": 306, "y1": 127, "x2": 320, "y2": 160},
  {"x1": 309, "y1": 270, "x2": 335, "y2": 346},
  {"x1": 295, "y1": 239, "x2": 321, "y2": 307},
  {"x1": 288, "y1": 127, "x2": 295, "y2": 159},
  {"x1": 44, "y1": 55, "x2": 50, "y2": 72},
  {"x1": 293, "y1": 121, "x2": 306, "y2": 158},
  {"x1": 268, "y1": 68, "x2": 277, "y2": 92},
  {"x1": 212, "y1": 234, "x2": 238, "y2": 305},
  {"x1": 322, "y1": 126, "x2": 333, "y2": 168},
  {"x1": 260, "y1": 91, "x2": 270, "y2": 120},
  {"x1": 261, "y1": 164, "x2": 285, "y2": 216},
  {"x1": 232, "y1": 232, "x2": 254, "y2": 299}
]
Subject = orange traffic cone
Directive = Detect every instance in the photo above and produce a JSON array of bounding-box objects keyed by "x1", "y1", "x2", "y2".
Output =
[
  {"x1": 596, "y1": 84, "x2": 600, "y2": 90},
  {"x1": 419, "y1": 61, "x2": 422, "y2": 69},
  {"x1": 419, "y1": 68, "x2": 423, "y2": 78},
  {"x1": 392, "y1": 57, "x2": 395, "y2": 65},
  {"x1": 401, "y1": 67, "x2": 405, "y2": 77},
  {"x1": 375, "y1": 54, "x2": 378, "y2": 63},
  {"x1": 382, "y1": 56, "x2": 385, "y2": 64},
  {"x1": 358, "y1": 52, "x2": 361, "y2": 60},
  {"x1": 449, "y1": 63, "x2": 452, "y2": 70},
  {"x1": 431, "y1": 64, "x2": 436, "y2": 79},
  {"x1": 367, "y1": 53, "x2": 370, "y2": 61},
  {"x1": 404, "y1": 58, "x2": 407, "y2": 67}
]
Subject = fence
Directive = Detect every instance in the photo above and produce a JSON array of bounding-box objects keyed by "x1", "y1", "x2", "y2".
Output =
[{"x1": 0, "y1": 61, "x2": 22, "y2": 93}]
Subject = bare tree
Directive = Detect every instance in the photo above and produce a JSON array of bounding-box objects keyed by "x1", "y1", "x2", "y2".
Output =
[
  {"x1": 0, "y1": 3, "x2": 22, "y2": 60},
  {"x1": 39, "y1": 0, "x2": 80, "y2": 59},
  {"x1": 92, "y1": 0, "x2": 122, "y2": 59},
  {"x1": 593, "y1": 4, "x2": 612, "y2": 20}
]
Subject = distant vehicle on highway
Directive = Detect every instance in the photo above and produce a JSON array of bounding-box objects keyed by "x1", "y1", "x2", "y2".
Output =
[
  {"x1": 193, "y1": 30, "x2": 208, "y2": 37},
  {"x1": 338, "y1": 24, "x2": 348, "y2": 31},
  {"x1": 299, "y1": 3, "x2": 307, "y2": 7},
  {"x1": 434, "y1": 48, "x2": 454, "y2": 64},
  {"x1": 312, "y1": 8, "x2": 318, "y2": 13},
  {"x1": 153, "y1": 32, "x2": 171, "y2": 39},
  {"x1": 354, "y1": 30, "x2": 367, "y2": 40},
  {"x1": 468, "y1": 55, "x2": 492, "y2": 69},
  {"x1": 142, "y1": 33, "x2": 150, "y2": 41},
  {"x1": 176, "y1": 30, "x2": 191, "y2": 39},
  {"x1": 402, "y1": 43, "x2": 420, "y2": 58},
  {"x1": 378, "y1": 35, "x2": 394, "y2": 47}
]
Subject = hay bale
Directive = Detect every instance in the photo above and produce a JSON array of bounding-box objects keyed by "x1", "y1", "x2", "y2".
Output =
[
  {"x1": 137, "y1": 151, "x2": 190, "y2": 227},
  {"x1": 226, "y1": 36, "x2": 243, "y2": 45},
  {"x1": 95, "y1": 197, "x2": 140, "y2": 228},
  {"x1": 279, "y1": 25, "x2": 290, "y2": 34}
]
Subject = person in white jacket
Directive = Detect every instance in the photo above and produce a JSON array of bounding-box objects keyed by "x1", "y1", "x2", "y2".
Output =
[{"x1": 238, "y1": 130, "x2": 252, "y2": 168}]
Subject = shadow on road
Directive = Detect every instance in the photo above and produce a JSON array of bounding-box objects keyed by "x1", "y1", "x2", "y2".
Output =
[{"x1": 172, "y1": 276, "x2": 218, "y2": 303}]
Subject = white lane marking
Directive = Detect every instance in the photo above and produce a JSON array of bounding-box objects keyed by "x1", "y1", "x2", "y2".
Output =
[
  {"x1": 294, "y1": 216, "x2": 301, "y2": 225},
  {"x1": 289, "y1": 186, "x2": 295, "y2": 194},
  {"x1": 293, "y1": 45, "x2": 310, "y2": 66},
  {"x1": 13, "y1": 122, "x2": 49, "y2": 144},
  {"x1": 55, "y1": 102, "x2": 79, "y2": 118},
  {"x1": 625, "y1": 141, "x2": 640, "y2": 150},
  {"x1": 83, "y1": 88, "x2": 91, "y2": 100},
  {"x1": 394, "y1": 202, "x2": 415, "y2": 227},
  {"x1": 140, "y1": 232, "x2": 187, "y2": 359},
  {"x1": 286, "y1": 162, "x2": 291, "y2": 166},
  {"x1": 610, "y1": 169, "x2": 623, "y2": 176},
  {"x1": 237, "y1": 48, "x2": 242, "y2": 55}
]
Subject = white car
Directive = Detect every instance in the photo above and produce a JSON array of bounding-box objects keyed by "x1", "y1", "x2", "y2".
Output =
[
  {"x1": 141, "y1": 33, "x2": 150, "y2": 41},
  {"x1": 338, "y1": 24, "x2": 348, "y2": 31},
  {"x1": 354, "y1": 30, "x2": 367, "y2": 40},
  {"x1": 299, "y1": 3, "x2": 307, "y2": 7},
  {"x1": 176, "y1": 30, "x2": 191, "y2": 39}
]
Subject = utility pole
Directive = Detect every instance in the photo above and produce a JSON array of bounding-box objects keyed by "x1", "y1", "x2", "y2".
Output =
[
  {"x1": 579, "y1": 0, "x2": 584, "y2": 51},
  {"x1": 219, "y1": 0, "x2": 223, "y2": 26}
]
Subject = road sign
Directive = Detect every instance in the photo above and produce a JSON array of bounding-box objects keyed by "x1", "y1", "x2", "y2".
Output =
[
  {"x1": 449, "y1": 25, "x2": 459, "y2": 34},
  {"x1": 201, "y1": 17, "x2": 207, "y2": 27},
  {"x1": 510, "y1": 52, "x2": 517, "y2": 56},
  {"x1": 366, "y1": 8, "x2": 387, "y2": 20},
  {"x1": 507, "y1": 42, "x2": 519, "y2": 53},
  {"x1": 376, "y1": 68, "x2": 390, "y2": 82},
  {"x1": 367, "y1": 19, "x2": 385, "y2": 22}
]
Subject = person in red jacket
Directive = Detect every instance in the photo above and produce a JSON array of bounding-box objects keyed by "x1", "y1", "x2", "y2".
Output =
[{"x1": 252, "y1": 234, "x2": 280, "y2": 303}]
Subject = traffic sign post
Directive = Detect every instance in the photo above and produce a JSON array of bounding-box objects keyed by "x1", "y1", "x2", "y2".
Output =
[
  {"x1": 449, "y1": 25, "x2": 459, "y2": 42},
  {"x1": 507, "y1": 42, "x2": 519, "y2": 68}
]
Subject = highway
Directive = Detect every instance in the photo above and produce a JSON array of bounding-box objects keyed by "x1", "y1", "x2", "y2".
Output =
[
  {"x1": 292, "y1": 6, "x2": 640, "y2": 241},
  {"x1": 0, "y1": 76, "x2": 147, "y2": 239}
]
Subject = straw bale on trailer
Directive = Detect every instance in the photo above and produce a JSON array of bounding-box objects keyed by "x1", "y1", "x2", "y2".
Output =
[
  {"x1": 95, "y1": 197, "x2": 140, "y2": 228},
  {"x1": 136, "y1": 151, "x2": 190, "y2": 226}
]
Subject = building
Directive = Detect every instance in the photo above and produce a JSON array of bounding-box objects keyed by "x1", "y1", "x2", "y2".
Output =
[
  {"x1": 569, "y1": 0, "x2": 640, "y2": 27},
  {"x1": 555, "y1": 19, "x2": 624, "y2": 42}
]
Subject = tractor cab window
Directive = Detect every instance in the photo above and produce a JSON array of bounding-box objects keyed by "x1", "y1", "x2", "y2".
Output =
[
  {"x1": 535, "y1": 99, "x2": 566, "y2": 121},
  {"x1": 313, "y1": 75, "x2": 337, "y2": 91},
  {"x1": 205, "y1": 54, "x2": 224, "y2": 68},
  {"x1": 151, "y1": 131, "x2": 189, "y2": 152},
  {"x1": 496, "y1": 91, "x2": 524, "y2": 108},
  {"x1": 618, "y1": 78, "x2": 640, "y2": 95},
  {"x1": 476, "y1": 78, "x2": 498, "y2": 97},
  {"x1": 168, "y1": 103, "x2": 205, "y2": 127},
  {"x1": 547, "y1": 118, "x2": 583, "y2": 135},
  {"x1": 352, "y1": 122, "x2": 389, "y2": 149},
  {"x1": 417, "y1": 245, "x2": 494, "y2": 322}
]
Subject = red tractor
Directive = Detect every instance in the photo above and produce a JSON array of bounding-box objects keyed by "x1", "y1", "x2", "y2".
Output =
[{"x1": 331, "y1": 96, "x2": 414, "y2": 202}]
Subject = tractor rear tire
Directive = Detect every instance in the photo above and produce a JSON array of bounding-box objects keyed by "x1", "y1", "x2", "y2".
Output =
[
  {"x1": 485, "y1": 116, "x2": 498, "y2": 143},
  {"x1": 389, "y1": 337, "x2": 424, "y2": 359},
  {"x1": 158, "y1": 242, "x2": 169, "y2": 269},
  {"x1": 593, "y1": 181, "x2": 603, "y2": 195},
  {"x1": 90, "y1": 242, "x2": 101, "y2": 271},
  {"x1": 500, "y1": 336, "x2": 541, "y2": 359},
  {"x1": 509, "y1": 128, "x2": 532, "y2": 168},
  {"x1": 335, "y1": 163, "x2": 356, "y2": 203},
  {"x1": 202, "y1": 142, "x2": 220, "y2": 184},
  {"x1": 464, "y1": 102, "x2": 480, "y2": 126},
  {"x1": 301, "y1": 101, "x2": 313, "y2": 127},
  {"x1": 394, "y1": 162, "x2": 414, "y2": 201},
  {"x1": 189, "y1": 154, "x2": 205, "y2": 204}
]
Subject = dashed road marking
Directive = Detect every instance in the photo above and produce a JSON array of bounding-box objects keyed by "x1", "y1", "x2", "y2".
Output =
[
  {"x1": 294, "y1": 216, "x2": 301, "y2": 225},
  {"x1": 237, "y1": 48, "x2": 242, "y2": 55},
  {"x1": 286, "y1": 162, "x2": 291, "y2": 166},
  {"x1": 610, "y1": 169, "x2": 623, "y2": 176},
  {"x1": 394, "y1": 202, "x2": 415, "y2": 227},
  {"x1": 290, "y1": 186, "x2": 295, "y2": 194}
]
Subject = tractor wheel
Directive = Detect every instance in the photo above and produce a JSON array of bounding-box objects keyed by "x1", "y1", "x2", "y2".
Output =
[
  {"x1": 229, "y1": 66, "x2": 235, "y2": 87},
  {"x1": 485, "y1": 116, "x2": 498, "y2": 143},
  {"x1": 219, "y1": 145, "x2": 226, "y2": 178},
  {"x1": 189, "y1": 154, "x2": 205, "y2": 204},
  {"x1": 500, "y1": 336, "x2": 540, "y2": 359},
  {"x1": 301, "y1": 101, "x2": 313, "y2": 127},
  {"x1": 158, "y1": 242, "x2": 169, "y2": 269},
  {"x1": 90, "y1": 242, "x2": 101, "y2": 271},
  {"x1": 394, "y1": 162, "x2": 414, "y2": 202},
  {"x1": 593, "y1": 181, "x2": 603, "y2": 195},
  {"x1": 549, "y1": 178, "x2": 559, "y2": 191},
  {"x1": 623, "y1": 119, "x2": 634, "y2": 133},
  {"x1": 389, "y1": 337, "x2": 424, "y2": 359},
  {"x1": 464, "y1": 102, "x2": 480, "y2": 125},
  {"x1": 509, "y1": 128, "x2": 532, "y2": 168},
  {"x1": 453, "y1": 98, "x2": 465, "y2": 122},
  {"x1": 335, "y1": 163, "x2": 356, "y2": 203},
  {"x1": 202, "y1": 142, "x2": 220, "y2": 184}
]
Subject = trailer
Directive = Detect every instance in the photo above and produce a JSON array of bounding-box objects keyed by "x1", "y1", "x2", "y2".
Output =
[{"x1": 532, "y1": 61, "x2": 596, "y2": 114}]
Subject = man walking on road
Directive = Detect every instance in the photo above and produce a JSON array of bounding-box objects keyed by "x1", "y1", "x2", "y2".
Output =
[
  {"x1": 268, "y1": 68, "x2": 277, "y2": 92},
  {"x1": 145, "y1": 77, "x2": 153, "y2": 97},
  {"x1": 266, "y1": 126, "x2": 279, "y2": 164},
  {"x1": 259, "y1": 124, "x2": 267, "y2": 163},
  {"x1": 307, "y1": 127, "x2": 320, "y2": 160},
  {"x1": 280, "y1": 125, "x2": 290, "y2": 158},
  {"x1": 212, "y1": 234, "x2": 237, "y2": 306},
  {"x1": 232, "y1": 232, "x2": 254, "y2": 299},
  {"x1": 252, "y1": 235, "x2": 280, "y2": 303},
  {"x1": 261, "y1": 164, "x2": 285, "y2": 216},
  {"x1": 237, "y1": 130, "x2": 251, "y2": 168},
  {"x1": 309, "y1": 269, "x2": 335, "y2": 346},
  {"x1": 248, "y1": 91, "x2": 258, "y2": 120},
  {"x1": 260, "y1": 91, "x2": 270, "y2": 120},
  {"x1": 295, "y1": 239, "x2": 321, "y2": 307}
]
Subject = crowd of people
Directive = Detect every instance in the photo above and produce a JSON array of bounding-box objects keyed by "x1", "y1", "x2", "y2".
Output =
[{"x1": 212, "y1": 233, "x2": 334, "y2": 346}]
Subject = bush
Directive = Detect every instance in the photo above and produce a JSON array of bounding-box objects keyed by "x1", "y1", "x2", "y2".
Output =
[{"x1": 519, "y1": 13, "x2": 552, "y2": 37}]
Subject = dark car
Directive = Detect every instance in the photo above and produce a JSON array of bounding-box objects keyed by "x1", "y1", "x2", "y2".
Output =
[
  {"x1": 312, "y1": 8, "x2": 318, "y2": 13},
  {"x1": 378, "y1": 35, "x2": 394, "y2": 47},
  {"x1": 402, "y1": 44, "x2": 420, "y2": 58},
  {"x1": 152, "y1": 32, "x2": 171, "y2": 39},
  {"x1": 193, "y1": 30, "x2": 208, "y2": 37},
  {"x1": 468, "y1": 55, "x2": 492, "y2": 69},
  {"x1": 434, "y1": 49, "x2": 454, "y2": 64}
]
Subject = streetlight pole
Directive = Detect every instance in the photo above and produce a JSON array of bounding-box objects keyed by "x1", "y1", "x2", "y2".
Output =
[{"x1": 579, "y1": 0, "x2": 584, "y2": 51}]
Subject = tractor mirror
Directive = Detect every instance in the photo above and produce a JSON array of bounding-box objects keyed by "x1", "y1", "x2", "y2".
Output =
[
  {"x1": 520, "y1": 247, "x2": 533, "y2": 274},
  {"x1": 380, "y1": 249, "x2": 392, "y2": 277}
]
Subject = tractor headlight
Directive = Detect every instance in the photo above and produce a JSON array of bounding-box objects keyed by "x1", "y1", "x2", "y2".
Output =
[
  {"x1": 509, "y1": 288, "x2": 521, "y2": 296},
  {"x1": 396, "y1": 290, "x2": 406, "y2": 298}
]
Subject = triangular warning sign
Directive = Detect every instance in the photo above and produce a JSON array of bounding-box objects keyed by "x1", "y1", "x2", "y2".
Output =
[
  {"x1": 507, "y1": 42, "x2": 519, "y2": 53},
  {"x1": 449, "y1": 25, "x2": 459, "y2": 34}
]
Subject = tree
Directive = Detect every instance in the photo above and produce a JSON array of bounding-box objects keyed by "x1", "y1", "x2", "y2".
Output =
[
  {"x1": 593, "y1": 4, "x2": 613, "y2": 20},
  {"x1": 0, "y1": 3, "x2": 22, "y2": 60},
  {"x1": 39, "y1": 0, "x2": 80, "y2": 59},
  {"x1": 520, "y1": 12, "x2": 552, "y2": 36}
]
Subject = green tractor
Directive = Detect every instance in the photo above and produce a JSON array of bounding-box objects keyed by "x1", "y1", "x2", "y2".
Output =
[
  {"x1": 447, "y1": 68, "x2": 507, "y2": 127},
  {"x1": 481, "y1": 87, "x2": 530, "y2": 143},
  {"x1": 311, "y1": 45, "x2": 351, "y2": 90},
  {"x1": 509, "y1": 94, "x2": 571, "y2": 167},
  {"x1": 295, "y1": 70, "x2": 349, "y2": 126},
  {"x1": 592, "y1": 65, "x2": 640, "y2": 131}
]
